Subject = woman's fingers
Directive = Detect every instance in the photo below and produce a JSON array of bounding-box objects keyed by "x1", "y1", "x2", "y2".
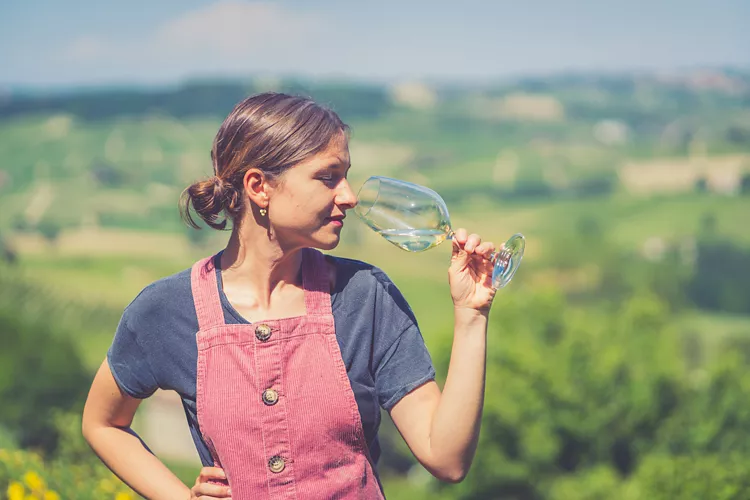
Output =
[
  {"x1": 464, "y1": 233, "x2": 482, "y2": 253},
  {"x1": 192, "y1": 467, "x2": 230, "y2": 498},
  {"x1": 453, "y1": 228, "x2": 468, "y2": 244},
  {"x1": 453, "y1": 228, "x2": 481, "y2": 251},
  {"x1": 474, "y1": 241, "x2": 495, "y2": 258},
  {"x1": 194, "y1": 482, "x2": 232, "y2": 498},
  {"x1": 200, "y1": 467, "x2": 226, "y2": 480}
]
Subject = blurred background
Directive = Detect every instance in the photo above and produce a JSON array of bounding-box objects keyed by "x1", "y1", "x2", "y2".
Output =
[{"x1": 1, "y1": 1, "x2": 749, "y2": 499}]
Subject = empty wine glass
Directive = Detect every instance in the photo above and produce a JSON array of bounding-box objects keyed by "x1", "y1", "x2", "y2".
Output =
[{"x1": 354, "y1": 175, "x2": 525, "y2": 289}]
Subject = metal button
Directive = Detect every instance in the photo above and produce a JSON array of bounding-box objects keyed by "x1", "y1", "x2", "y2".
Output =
[
  {"x1": 262, "y1": 389, "x2": 279, "y2": 406},
  {"x1": 255, "y1": 324, "x2": 272, "y2": 341},
  {"x1": 268, "y1": 456, "x2": 285, "y2": 473}
]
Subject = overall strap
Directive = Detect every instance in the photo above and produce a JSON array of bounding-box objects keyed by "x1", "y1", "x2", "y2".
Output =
[
  {"x1": 191, "y1": 255, "x2": 225, "y2": 331},
  {"x1": 302, "y1": 248, "x2": 333, "y2": 316}
]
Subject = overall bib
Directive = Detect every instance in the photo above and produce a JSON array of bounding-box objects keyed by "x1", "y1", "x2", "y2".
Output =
[{"x1": 191, "y1": 248, "x2": 384, "y2": 499}]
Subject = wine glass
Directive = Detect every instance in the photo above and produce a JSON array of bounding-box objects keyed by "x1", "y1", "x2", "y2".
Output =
[{"x1": 354, "y1": 176, "x2": 525, "y2": 289}]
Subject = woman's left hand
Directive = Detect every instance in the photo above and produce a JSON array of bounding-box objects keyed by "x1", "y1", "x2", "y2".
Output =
[{"x1": 448, "y1": 228, "x2": 497, "y2": 313}]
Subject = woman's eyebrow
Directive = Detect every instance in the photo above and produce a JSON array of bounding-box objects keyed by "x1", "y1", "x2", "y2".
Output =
[{"x1": 319, "y1": 157, "x2": 350, "y2": 170}]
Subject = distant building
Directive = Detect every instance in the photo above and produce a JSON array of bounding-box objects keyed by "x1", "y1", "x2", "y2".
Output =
[
  {"x1": 466, "y1": 93, "x2": 564, "y2": 122},
  {"x1": 655, "y1": 70, "x2": 748, "y2": 95},
  {"x1": 495, "y1": 93, "x2": 564, "y2": 122},
  {"x1": 389, "y1": 82, "x2": 437, "y2": 109},
  {"x1": 618, "y1": 154, "x2": 750, "y2": 196}
]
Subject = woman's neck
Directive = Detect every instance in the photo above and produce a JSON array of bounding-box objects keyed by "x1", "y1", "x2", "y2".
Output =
[{"x1": 219, "y1": 223, "x2": 303, "y2": 309}]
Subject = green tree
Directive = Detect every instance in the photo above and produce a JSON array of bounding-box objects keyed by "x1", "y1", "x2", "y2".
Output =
[
  {"x1": 437, "y1": 290, "x2": 685, "y2": 499},
  {"x1": 0, "y1": 268, "x2": 89, "y2": 452},
  {"x1": 37, "y1": 218, "x2": 62, "y2": 245},
  {"x1": 627, "y1": 454, "x2": 750, "y2": 499}
]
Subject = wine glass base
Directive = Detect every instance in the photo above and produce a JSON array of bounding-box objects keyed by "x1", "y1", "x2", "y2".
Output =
[{"x1": 492, "y1": 233, "x2": 525, "y2": 289}]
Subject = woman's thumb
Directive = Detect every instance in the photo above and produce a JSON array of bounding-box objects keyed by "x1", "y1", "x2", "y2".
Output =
[{"x1": 451, "y1": 237, "x2": 468, "y2": 267}]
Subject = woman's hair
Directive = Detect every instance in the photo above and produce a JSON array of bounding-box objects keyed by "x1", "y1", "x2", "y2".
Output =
[{"x1": 180, "y1": 92, "x2": 349, "y2": 230}]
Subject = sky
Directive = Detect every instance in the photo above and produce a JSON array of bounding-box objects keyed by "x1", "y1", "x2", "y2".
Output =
[{"x1": 0, "y1": 0, "x2": 748, "y2": 89}]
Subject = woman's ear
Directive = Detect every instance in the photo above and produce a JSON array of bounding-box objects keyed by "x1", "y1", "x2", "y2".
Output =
[{"x1": 243, "y1": 168, "x2": 270, "y2": 211}]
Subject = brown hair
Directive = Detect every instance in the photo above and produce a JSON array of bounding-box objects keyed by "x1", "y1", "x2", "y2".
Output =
[{"x1": 180, "y1": 92, "x2": 349, "y2": 230}]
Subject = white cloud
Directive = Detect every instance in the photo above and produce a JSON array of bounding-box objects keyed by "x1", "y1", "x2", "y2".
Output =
[
  {"x1": 155, "y1": 1, "x2": 318, "y2": 55},
  {"x1": 59, "y1": 1, "x2": 326, "y2": 77}
]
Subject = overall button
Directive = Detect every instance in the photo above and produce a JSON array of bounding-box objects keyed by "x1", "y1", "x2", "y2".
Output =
[
  {"x1": 262, "y1": 389, "x2": 279, "y2": 406},
  {"x1": 255, "y1": 324, "x2": 272, "y2": 341},
  {"x1": 268, "y1": 456, "x2": 285, "y2": 473}
]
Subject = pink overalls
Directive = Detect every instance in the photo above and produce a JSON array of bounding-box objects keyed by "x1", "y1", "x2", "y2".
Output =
[{"x1": 191, "y1": 248, "x2": 385, "y2": 499}]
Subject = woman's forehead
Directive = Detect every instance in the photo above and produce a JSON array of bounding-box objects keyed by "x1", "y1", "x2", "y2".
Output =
[
  {"x1": 326, "y1": 132, "x2": 349, "y2": 154},
  {"x1": 312, "y1": 134, "x2": 350, "y2": 164}
]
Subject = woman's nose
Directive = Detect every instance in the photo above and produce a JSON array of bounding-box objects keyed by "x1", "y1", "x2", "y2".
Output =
[{"x1": 337, "y1": 179, "x2": 358, "y2": 209}]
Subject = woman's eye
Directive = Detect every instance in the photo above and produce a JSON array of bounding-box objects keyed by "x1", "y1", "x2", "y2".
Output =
[{"x1": 318, "y1": 176, "x2": 337, "y2": 185}]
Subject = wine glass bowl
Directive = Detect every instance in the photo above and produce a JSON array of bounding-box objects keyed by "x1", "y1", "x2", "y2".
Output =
[
  {"x1": 354, "y1": 176, "x2": 452, "y2": 252},
  {"x1": 355, "y1": 176, "x2": 525, "y2": 289}
]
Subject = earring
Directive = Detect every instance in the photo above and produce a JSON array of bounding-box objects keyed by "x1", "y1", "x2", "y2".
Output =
[{"x1": 259, "y1": 207, "x2": 267, "y2": 217}]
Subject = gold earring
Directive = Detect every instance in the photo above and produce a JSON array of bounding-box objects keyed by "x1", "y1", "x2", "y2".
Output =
[{"x1": 259, "y1": 207, "x2": 267, "y2": 217}]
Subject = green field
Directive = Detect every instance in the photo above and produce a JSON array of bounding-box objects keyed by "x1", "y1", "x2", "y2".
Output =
[{"x1": 2, "y1": 76, "x2": 750, "y2": 498}]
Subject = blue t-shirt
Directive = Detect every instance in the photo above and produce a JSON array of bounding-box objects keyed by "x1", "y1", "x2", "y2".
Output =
[{"x1": 107, "y1": 253, "x2": 435, "y2": 467}]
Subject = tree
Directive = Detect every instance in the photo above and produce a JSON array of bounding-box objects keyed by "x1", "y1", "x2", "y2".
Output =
[
  {"x1": 687, "y1": 238, "x2": 750, "y2": 314},
  {"x1": 0, "y1": 233, "x2": 17, "y2": 265},
  {"x1": 740, "y1": 173, "x2": 750, "y2": 195},
  {"x1": 436, "y1": 290, "x2": 686, "y2": 498},
  {"x1": 37, "y1": 218, "x2": 62, "y2": 245},
  {"x1": 0, "y1": 296, "x2": 89, "y2": 452}
]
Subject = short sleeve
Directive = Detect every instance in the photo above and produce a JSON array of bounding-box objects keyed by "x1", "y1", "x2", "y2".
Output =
[
  {"x1": 375, "y1": 324, "x2": 436, "y2": 410},
  {"x1": 107, "y1": 311, "x2": 158, "y2": 399},
  {"x1": 370, "y1": 271, "x2": 436, "y2": 410}
]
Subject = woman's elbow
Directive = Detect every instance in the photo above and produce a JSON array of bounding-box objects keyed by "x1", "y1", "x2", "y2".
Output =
[
  {"x1": 81, "y1": 402, "x2": 110, "y2": 446},
  {"x1": 81, "y1": 411, "x2": 97, "y2": 444},
  {"x1": 438, "y1": 467, "x2": 468, "y2": 484},
  {"x1": 428, "y1": 463, "x2": 470, "y2": 484}
]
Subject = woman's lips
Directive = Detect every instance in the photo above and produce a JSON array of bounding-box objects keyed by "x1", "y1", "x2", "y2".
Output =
[{"x1": 326, "y1": 216, "x2": 345, "y2": 227}]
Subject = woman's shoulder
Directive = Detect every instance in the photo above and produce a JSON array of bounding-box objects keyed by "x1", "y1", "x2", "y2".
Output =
[
  {"x1": 122, "y1": 267, "x2": 195, "y2": 327},
  {"x1": 325, "y1": 254, "x2": 418, "y2": 325},
  {"x1": 325, "y1": 254, "x2": 395, "y2": 291},
  {"x1": 324, "y1": 255, "x2": 414, "y2": 315}
]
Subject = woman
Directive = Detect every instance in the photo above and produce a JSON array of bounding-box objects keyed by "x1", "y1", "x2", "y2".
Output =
[{"x1": 82, "y1": 92, "x2": 497, "y2": 499}]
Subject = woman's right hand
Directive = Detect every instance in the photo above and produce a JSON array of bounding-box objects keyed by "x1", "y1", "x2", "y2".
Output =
[{"x1": 189, "y1": 467, "x2": 231, "y2": 499}]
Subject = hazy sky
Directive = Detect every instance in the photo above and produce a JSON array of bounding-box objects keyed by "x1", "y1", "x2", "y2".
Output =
[{"x1": 1, "y1": 0, "x2": 748, "y2": 88}]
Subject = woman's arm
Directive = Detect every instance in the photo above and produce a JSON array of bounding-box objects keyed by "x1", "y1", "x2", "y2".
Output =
[
  {"x1": 82, "y1": 360, "x2": 194, "y2": 499},
  {"x1": 389, "y1": 229, "x2": 494, "y2": 483},
  {"x1": 388, "y1": 310, "x2": 487, "y2": 483}
]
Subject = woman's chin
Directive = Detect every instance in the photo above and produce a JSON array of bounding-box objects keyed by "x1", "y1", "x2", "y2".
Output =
[
  {"x1": 317, "y1": 238, "x2": 340, "y2": 251},
  {"x1": 312, "y1": 231, "x2": 342, "y2": 251}
]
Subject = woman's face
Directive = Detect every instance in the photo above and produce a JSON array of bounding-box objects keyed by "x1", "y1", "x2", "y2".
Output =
[{"x1": 266, "y1": 132, "x2": 357, "y2": 251}]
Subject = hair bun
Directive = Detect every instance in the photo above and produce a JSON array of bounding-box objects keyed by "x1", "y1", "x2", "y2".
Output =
[
  {"x1": 179, "y1": 175, "x2": 242, "y2": 231},
  {"x1": 211, "y1": 175, "x2": 225, "y2": 196}
]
